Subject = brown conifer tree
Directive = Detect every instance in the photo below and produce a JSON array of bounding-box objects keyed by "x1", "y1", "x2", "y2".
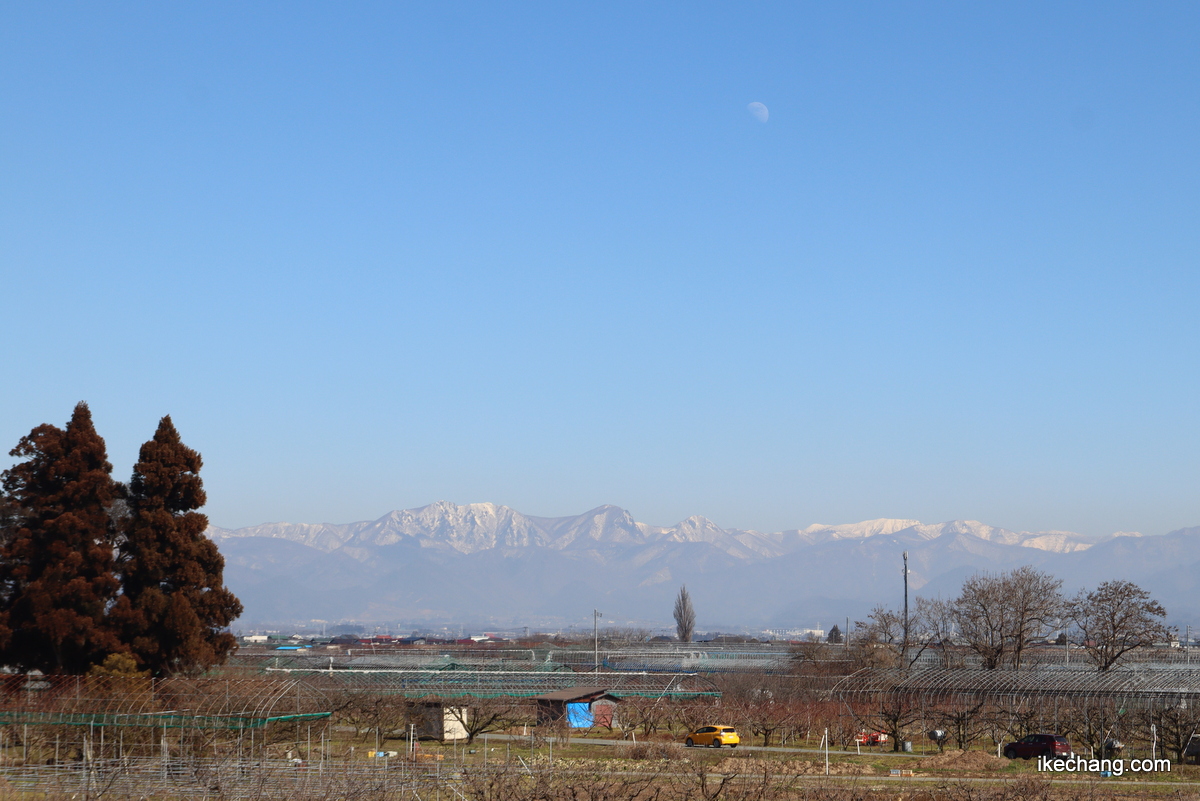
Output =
[
  {"x1": 109, "y1": 416, "x2": 242, "y2": 675},
  {"x1": 0, "y1": 403, "x2": 121, "y2": 673}
]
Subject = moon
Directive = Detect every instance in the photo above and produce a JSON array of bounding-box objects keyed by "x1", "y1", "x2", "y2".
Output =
[{"x1": 747, "y1": 102, "x2": 769, "y2": 123}]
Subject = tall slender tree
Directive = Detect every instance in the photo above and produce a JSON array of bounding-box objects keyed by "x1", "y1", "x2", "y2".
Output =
[
  {"x1": 108, "y1": 416, "x2": 242, "y2": 675},
  {"x1": 0, "y1": 403, "x2": 121, "y2": 673},
  {"x1": 673, "y1": 585, "x2": 695, "y2": 643}
]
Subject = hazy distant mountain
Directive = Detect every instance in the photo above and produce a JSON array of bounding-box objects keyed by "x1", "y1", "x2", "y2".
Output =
[
  {"x1": 209, "y1": 502, "x2": 1198, "y2": 630},
  {"x1": 209, "y1": 502, "x2": 1100, "y2": 558}
]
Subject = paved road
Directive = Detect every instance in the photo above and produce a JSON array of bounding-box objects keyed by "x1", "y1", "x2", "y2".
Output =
[{"x1": 479, "y1": 733, "x2": 927, "y2": 758}]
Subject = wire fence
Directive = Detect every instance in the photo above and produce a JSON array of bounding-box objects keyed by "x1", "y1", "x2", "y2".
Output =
[{"x1": 0, "y1": 752, "x2": 461, "y2": 800}]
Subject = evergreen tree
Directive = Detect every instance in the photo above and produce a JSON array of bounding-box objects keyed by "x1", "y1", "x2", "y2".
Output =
[
  {"x1": 827, "y1": 624, "x2": 843, "y2": 644},
  {"x1": 109, "y1": 416, "x2": 242, "y2": 675},
  {"x1": 0, "y1": 403, "x2": 121, "y2": 673}
]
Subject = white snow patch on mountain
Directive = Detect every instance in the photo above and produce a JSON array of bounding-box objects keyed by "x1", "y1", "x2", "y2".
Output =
[{"x1": 207, "y1": 503, "x2": 1100, "y2": 557}]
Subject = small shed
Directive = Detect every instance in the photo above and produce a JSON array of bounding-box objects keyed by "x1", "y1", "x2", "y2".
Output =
[
  {"x1": 411, "y1": 701, "x2": 469, "y2": 741},
  {"x1": 531, "y1": 687, "x2": 620, "y2": 728}
]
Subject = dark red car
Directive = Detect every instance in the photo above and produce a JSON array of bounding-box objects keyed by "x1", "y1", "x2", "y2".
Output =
[{"x1": 1002, "y1": 734, "x2": 1073, "y2": 760}]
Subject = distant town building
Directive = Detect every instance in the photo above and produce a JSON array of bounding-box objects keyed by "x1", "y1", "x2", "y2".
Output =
[{"x1": 762, "y1": 628, "x2": 826, "y2": 640}]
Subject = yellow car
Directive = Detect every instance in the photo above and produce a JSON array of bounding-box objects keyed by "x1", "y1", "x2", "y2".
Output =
[{"x1": 684, "y1": 725, "x2": 741, "y2": 748}]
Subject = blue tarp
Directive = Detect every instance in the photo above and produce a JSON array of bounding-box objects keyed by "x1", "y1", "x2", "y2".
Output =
[{"x1": 566, "y1": 702, "x2": 594, "y2": 728}]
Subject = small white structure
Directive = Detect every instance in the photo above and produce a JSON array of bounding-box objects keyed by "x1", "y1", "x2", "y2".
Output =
[{"x1": 412, "y1": 702, "x2": 469, "y2": 741}]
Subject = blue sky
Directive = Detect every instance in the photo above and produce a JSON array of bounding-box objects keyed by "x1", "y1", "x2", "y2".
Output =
[{"x1": 3, "y1": 2, "x2": 1198, "y2": 537}]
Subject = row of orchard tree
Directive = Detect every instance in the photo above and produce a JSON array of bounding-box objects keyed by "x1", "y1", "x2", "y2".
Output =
[
  {"x1": 0, "y1": 402, "x2": 241, "y2": 676},
  {"x1": 856, "y1": 565, "x2": 1174, "y2": 672},
  {"x1": 325, "y1": 671, "x2": 1200, "y2": 763}
]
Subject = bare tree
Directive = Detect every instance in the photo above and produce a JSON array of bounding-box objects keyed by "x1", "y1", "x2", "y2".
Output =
[
  {"x1": 930, "y1": 697, "x2": 989, "y2": 751},
  {"x1": 853, "y1": 603, "x2": 932, "y2": 669},
  {"x1": 1003, "y1": 566, "x2": 1065, "y2": 669},
  {"x1": 1058, "y1": 696, "x2": 1124, "y2": 756},
  {"x1": 621, "y1": 695, "x2": 673, "y2": 738},
  {"x1": 442, "y1": 695, "x2": 525, "y2": 744},
  {"x1": 948, "y1": 574, "x2": 1008, "y2": 669},
  {"x1": 850, "y1": 691, "x2": 924, "y2": 753},
  {"x1": 914, "y1": 596, "x2": 968, "y2": 668},
  {"x1": 855, "y1": 568, "x2": 1062, "y2": 672},
  {"x1": 673, "y1": 585, "x2": 695, "y2": 643},
  {"x1": 597, "y1": 626, "x2": 651, "y2": 646},
  {"x1": 1068, "y1": 580, "x2": 1174, "y2": 671},
  {"x1": 336, "y1": 692, "x2": 411, "y2": 743},
  {"x1": 948, "y1": 567, "x2": 1063, "y2": 670},
  {"x1": 1140, "y1": 703, "x2": 1200, "y2": 763},
  {"x1": 719, "y1": 671, "x2": 801, "y2": 747},
  {"x1": 671, "y1": 697, "x2": 718, "y2": 739}
]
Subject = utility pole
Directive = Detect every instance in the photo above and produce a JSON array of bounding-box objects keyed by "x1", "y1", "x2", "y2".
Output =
[
  {"x1": 593, "y1": 610, "x2": 603, "y2": 671},
  {"x1": 901, "y1": 551, "x2": 910, "y2": 666}
]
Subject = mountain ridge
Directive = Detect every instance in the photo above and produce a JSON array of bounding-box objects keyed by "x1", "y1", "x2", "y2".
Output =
[
  {"x1": 207, "y1": 501, "x2": 1114, "y2": 559},
  {"x1": 206, "y1": 502, "x2": 1199, "y2": 629}
]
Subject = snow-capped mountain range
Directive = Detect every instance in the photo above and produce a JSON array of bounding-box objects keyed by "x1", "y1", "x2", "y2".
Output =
[
  {"x1": 208, "y1": 502, "x2": 1196, "y2": 629},
  {"x1": 208, "y1": 501, "x2": 1109, "y2": 558}
]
